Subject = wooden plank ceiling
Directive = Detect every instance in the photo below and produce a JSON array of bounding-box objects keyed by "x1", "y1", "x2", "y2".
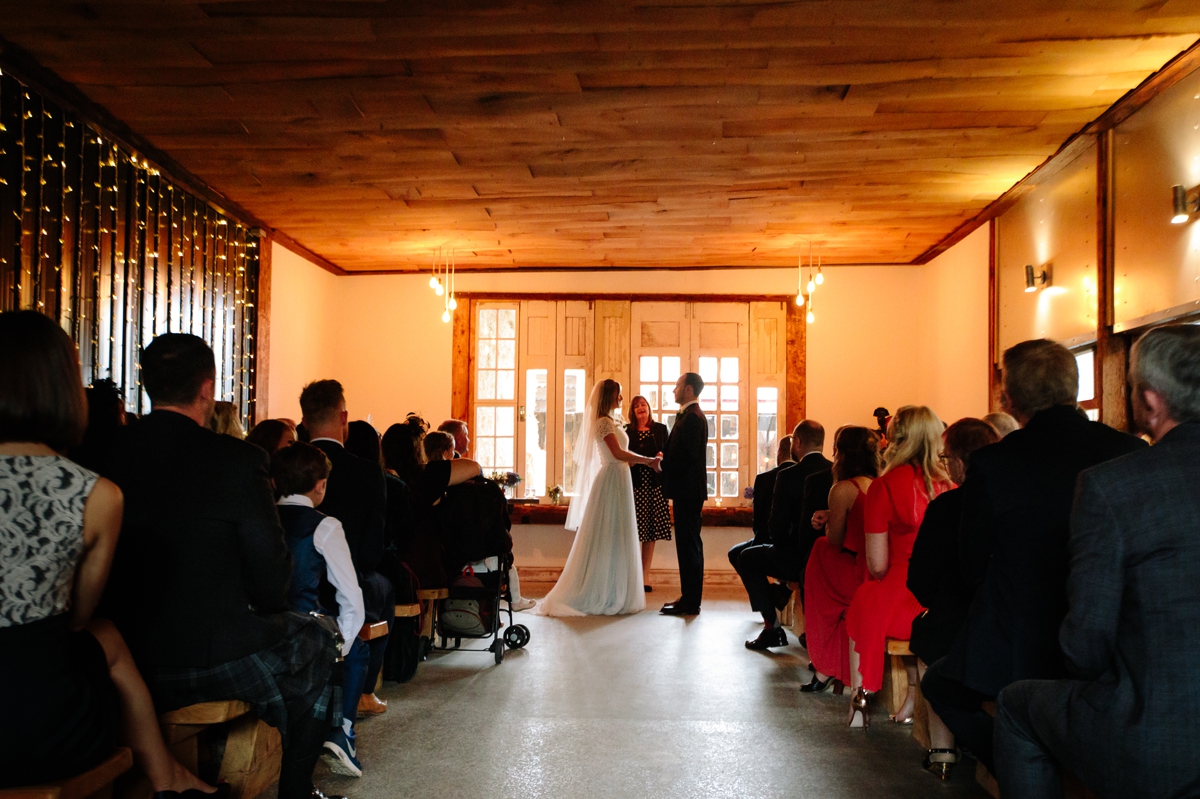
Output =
[{"x1": 1, "y1": 1, "x2": 1198, "y2": 272}]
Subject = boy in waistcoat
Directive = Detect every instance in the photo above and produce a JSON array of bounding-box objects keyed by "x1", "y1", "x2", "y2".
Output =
[{"x1": 272, "y1": 443, "x2": 368, "y2": 778}]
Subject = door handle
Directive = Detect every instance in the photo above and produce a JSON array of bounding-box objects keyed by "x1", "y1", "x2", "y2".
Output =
[{"x1": 519, "y1": 405, "x2": 526, "y2": 422}]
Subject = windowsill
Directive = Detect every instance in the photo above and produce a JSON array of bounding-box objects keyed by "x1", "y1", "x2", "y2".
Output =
[{"x1": 508, "y1": 503, "x2": 753, "y2": 527}]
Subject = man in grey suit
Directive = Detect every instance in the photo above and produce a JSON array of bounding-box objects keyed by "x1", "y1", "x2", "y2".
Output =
[{"x1": 995, "y1": 325, "x2": 1200, "y2": 799}]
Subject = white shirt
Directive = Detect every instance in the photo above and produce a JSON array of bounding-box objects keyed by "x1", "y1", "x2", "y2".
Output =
[
  {"x1": 309, "y1": 437, "x2": 342, "y2": 447},
  {"x1": 278, "y1": 494, "x2": 365, "y2": 656},
  {"x1": 678, "y1": 399, "x2": 700, "y2": 413}
]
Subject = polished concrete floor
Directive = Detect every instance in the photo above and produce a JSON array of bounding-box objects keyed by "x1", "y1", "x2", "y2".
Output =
[{"x1": 318, "y1": 597, "x2": 989, "y2": 799}]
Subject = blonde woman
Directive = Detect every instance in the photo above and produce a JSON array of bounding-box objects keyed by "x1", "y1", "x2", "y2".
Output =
[
  {"x1": 844, "y1": 406, "x2": 951, "y2": 727},
  {"x1": 536, "y1": 379, "x2": 660, "y2": 617}
]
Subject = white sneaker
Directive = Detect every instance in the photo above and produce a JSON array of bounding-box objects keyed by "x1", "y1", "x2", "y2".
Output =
[{"x1": 511, "y1": 598, "x2": 536, "y2": 612}]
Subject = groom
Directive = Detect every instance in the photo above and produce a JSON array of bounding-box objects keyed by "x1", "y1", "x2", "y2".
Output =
[{"x1": 659, "y1": 372, "x2": 709, "y2": 616}]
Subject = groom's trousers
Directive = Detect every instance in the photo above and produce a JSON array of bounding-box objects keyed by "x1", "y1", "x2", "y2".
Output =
[{"x1": 673, "y1": 496, "x2": 705, "y2": 608}]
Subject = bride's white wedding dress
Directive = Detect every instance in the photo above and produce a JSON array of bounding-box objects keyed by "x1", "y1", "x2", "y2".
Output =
[{"x1": 535, "y1": 414, "x2": 646, "y2": 616}]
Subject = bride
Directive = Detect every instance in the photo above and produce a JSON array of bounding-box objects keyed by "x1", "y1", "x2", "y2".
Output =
[{"x1": 536, "y1": 379, "x2": 660, "y2": 616}]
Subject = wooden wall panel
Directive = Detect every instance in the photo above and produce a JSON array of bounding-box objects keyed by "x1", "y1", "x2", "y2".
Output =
[
  {"x1": 450, "y1": 298, "x2": 472, "y2": 423},
  {"x1": 784, "y1": 298, "x2": 808, "y2": 433},
  {"x1": 594, "y1": 299, "x2": 631, "y2": 390}
]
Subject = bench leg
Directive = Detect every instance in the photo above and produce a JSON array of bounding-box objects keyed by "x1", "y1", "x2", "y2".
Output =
[{"x1": 218, "y1": 716, "x2": 282, "y2": 799}]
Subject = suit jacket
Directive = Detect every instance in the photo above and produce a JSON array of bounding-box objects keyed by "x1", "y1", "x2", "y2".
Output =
[
  {"x1": 1053, "y1": 422, "x2": 1200, "y2": 789},
  {"x1": 99, "y1": 410, "x2": 291, "y2": 671},
  {"x1": 751, "y1": 463, "x2": 790, "y2": 544},
  {"x1": 907, "y1": 487, "x2": 972, "y2": 665},
  {"x1": 943, "y1": 405, "x2": 1146, "y2": 695},
  {"x1": 311, "y1": 439, "x2": 387, "y2": 575},
  {"x1": 768, "y1": 451, "x2": 833, "y2": 566},
  {"x1": 661, "y1": 404, "x2": 708, "y2": 503},
  {"x1": 798, "y1": 467, "x2": 835, "y2": 566}
]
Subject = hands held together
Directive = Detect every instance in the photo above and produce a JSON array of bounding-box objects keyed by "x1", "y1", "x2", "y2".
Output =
[{"x1": 648, "y1": 454, "x2": 663, "y2": 473}]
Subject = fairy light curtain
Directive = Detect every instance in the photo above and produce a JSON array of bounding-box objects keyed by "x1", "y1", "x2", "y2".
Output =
[{"x1": 0, "y1": 70, "x2": 260, "y2": 421}]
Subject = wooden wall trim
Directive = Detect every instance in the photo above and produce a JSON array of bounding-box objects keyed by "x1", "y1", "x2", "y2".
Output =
[
  {"x1": 340, "y1": 264, "x2": 904, "y2": 275},
  {"x1": 1094, "y1": 129, "x2": 1132, "y2": 432},
  {"x1": 254, "y1": 235, "x2": 272, "y2": 424},
  {"x1": 914, "y1": 38, "x2": 1200, "y2": 267},
  {"x1": 987, "y1": 219, "x2": 1002, "y2": 412},
  {"x1": 450, "y1": 299, "x2": 472, "y2": 424},
  {"x1": 784, "y1": 298, "x2": 807, "y2": 433},
  {"x1": 271, "y1": 230, "x2": 347, "y2": 276}
]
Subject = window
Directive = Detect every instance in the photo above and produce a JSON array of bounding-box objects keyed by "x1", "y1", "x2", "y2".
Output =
[
  {"x1": 1073, "y1": 347, "x2": 1100, "y2": 422},
  {"x1": 465, "y1": 299, "x2": 789, "y2": 507},
  {"x1": 474, "y1": 305, "x2": 518, "y2": 473}
]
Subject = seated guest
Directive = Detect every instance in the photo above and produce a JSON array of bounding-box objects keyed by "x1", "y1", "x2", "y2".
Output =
[
  {"x1": 437, "y1": 419, "x2": 469, "y2": 458},
  {"x1": 271, "y1": 443, "x2": 367, "y2": 779},
  {"x1": 247, "y1": 418, "x2": 297, "y2": 455},
  {"x1": 299, "y1": 388, "x2": 393, "y2": 727},
  {"x1": 796, "y1": 425, "x2": 852, "y2": 608},
  {"x1": 982, "y1": 411, "x2": 1019, "y2": 438},
  {"x1": 845, "y1": 405, "x2": 951, "y2": 727},
  {"x1": 69, "y1": 378, "x2": 127, "y2": 471},
  {"x1": 399, "y1": 432, "x2": 482, "y2": 588},
  {"x1": 906, "y1": 417, "x2": 999, "y2": 778},
  {"x1": 733, "y1": 420, "x2": 830, "y2": 650},
  {"x1": 726, "y1": 434, "x2": 793, "y2": 608},
  {"x1": 99, "y1": 333, "x2": 341, "y2": 799},
  {"x1": 209, "y1": 401, "x2": 245, "y2": 438},
  {"x1": 802, "y1": 427, "x2": 880, "y2": 693},
  {"x1": 995, "y1": 325, "x2": 1200, "y2": 799},
  {"x1": 383, "y1": 416, "x2": 427, "y2": 489},
  {"x1": 0, "y1": 312, "x2": 216, "y2": 795},
  {"x1": 922, "y1": 339, "x2": 1144, "y2": 773}
]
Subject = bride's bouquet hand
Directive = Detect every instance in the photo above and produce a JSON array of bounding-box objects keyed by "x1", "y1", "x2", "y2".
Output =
[{"x1": 649, "y1": 455, "x2": 663, "y2": 473}]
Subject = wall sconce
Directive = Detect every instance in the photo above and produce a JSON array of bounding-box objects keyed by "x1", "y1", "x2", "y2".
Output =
[
  {"x1": 1025, "y1": 262, "x2": 1053, "y2": 292},
  {"x1": 1172, "y1": 184, "x2": 1200, "y2": 224}
]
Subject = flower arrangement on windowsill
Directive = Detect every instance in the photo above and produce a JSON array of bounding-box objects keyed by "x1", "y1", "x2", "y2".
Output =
[
  {"x1": 489, "y1": 470, "x2": 523, "y2": 499},
  {"x1": 547, "y1": 485, "x2": 564, "y2": 505}
]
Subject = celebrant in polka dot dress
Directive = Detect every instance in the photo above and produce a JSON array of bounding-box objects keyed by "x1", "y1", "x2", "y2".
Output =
[{"x1": 626, "y1": 395, "x2": 672, "y2": 593}]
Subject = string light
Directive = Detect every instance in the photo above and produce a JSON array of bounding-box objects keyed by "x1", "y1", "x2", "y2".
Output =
[{"x1": 0, "y1": 70, "x2": 261, "y2": 423}]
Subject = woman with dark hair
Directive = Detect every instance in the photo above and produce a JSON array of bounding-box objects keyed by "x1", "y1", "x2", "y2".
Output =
[
  {"x1": 0, "y1": 311, "x2": 216, "y2": 795},
  {"x1": 625, "y1": 395, "x2": 671, "y2": 592},
  {"x1": 801, "y1": 426, "x2": 880, "y2": 694},
  {"x1": 70, "y1": 379, "x2": 127, "y2": 470},
  {"x1": 345, "y1": 420, "x2": 383, "y2": 465},
  {"x1": 907, "y1": 417, "x2": 1000, "y2": 778},
  {"x1": 246, "y1": 419, "x2": 296, "y2": 454},
  {"x1": 382, "y1": 419, "x2": 425, "y2": 490}
]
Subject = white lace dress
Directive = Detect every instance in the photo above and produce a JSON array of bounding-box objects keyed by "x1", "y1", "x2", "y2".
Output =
[{"x1": 535, "y1": 416, "x2": 646, "y2": 616}]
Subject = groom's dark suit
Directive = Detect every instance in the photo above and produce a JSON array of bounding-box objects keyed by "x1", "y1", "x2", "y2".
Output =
[{"x1": 661, "y1": 402, "x2": 709, "y2": 610}]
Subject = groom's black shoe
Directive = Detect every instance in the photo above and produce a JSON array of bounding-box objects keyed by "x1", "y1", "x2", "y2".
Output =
[
  {"x1": 745, "y1": 626, "x2": 788, "y2": 650},
  {"x1": 660, "y1": 601, "x2": 700, "y2": 616}
]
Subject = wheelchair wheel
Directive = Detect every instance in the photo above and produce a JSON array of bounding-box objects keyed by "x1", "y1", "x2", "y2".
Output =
[
  {"x1": 504, "y1": 624, "x2": 530, "y2": 650},
  {"x1": 491, "y1": 638, "x2": 505, "y2": 664}
]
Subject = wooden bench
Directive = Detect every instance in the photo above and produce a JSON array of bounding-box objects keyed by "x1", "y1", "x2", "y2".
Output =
[
  {"x1": 881, "y1": 639, "x2": 930, "y2": 748},
  {"x1": 358, "y1": 621, "x2": 389, "y2": 641},
  {"x1": 1, "y1": 747, "x2": 133, "y2": 799},
  {"x1": 772, "y1": 580, "x2": 803, "y2": 634},
  {"x1": 416, "y1": 588, "x2": 449, "y2": 642},
  {"x1": 118, "y1": 701, "x2": 280, "y2": 799}
]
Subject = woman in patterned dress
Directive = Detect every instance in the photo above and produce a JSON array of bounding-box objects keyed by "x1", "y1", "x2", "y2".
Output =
[
  {"x1": 0, "y1": 310, "x2": 217, "y2": 794},
  {"x1": 626, "y1": 395, "x2": 671, "y2": 593}
]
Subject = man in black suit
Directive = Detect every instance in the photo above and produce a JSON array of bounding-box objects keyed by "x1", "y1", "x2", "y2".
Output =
[
  {"x1": 921, "y1": 338, "x2": 1145, "y2": 773},
  {"x1": 750, "y1": 435, "x2": 794, "y2": 545},
  {"x1": 995, "y1": 325, "x2": 1200, "y2": 798},
  {"x1": 731, "y1": 420, "x2": 832, "y2": 648},
  {"x1": 300, "y1": 381, "x2": 393, "y2": 720},
  {"x1": 100, "y1": 335, "x2": 340, "y2": 799},
  {"x1": 659, "y1": 372, "x2": 709, "y2": 615}
]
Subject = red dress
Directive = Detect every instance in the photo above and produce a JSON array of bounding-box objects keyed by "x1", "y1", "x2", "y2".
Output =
[
  {"x1": 803, "y1": 481, "x2": 868, "y2": 684},
  {"x1": 846, "y1": 464, "x2": 948, "y2": 692}
]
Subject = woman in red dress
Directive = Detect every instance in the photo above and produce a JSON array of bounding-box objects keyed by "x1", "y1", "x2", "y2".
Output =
[
  {"x1": 845, "y1": 405, "x2": 951, "y2": 727},
  {"x1": 801, "y1": 426, "x2": 881, "y2": 693}
]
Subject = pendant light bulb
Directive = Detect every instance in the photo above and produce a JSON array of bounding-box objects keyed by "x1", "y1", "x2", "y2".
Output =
[
  {"x1": 441, "y1": 309, "x2": 451, "y2": 323},
  {"x1": 429, "y1": 275, "x2": 438, "y2": 290},
  {"x1": 448, "y1": 296, "x2": 458, "y2": 311},
  {"x1": 806, "y1": 310, "x2": 815, "y2": 324},
  {"x1": 807, "y1": 279, "x2": 816, "y2": 294},
  {"x1": 815, "y1": 269, "x2": 824, "y2": 286},
  {"x1": 795, "y1": 292, "x2": 805, "y2": 307},
  {"x1": 434, "y1": 281, "x2": 444, "y2": 296}
]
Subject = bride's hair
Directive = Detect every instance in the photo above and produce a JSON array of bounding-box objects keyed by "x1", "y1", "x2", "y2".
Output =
[{"x1": 596, "y1": 379, "x2": 622, "y2": 420}]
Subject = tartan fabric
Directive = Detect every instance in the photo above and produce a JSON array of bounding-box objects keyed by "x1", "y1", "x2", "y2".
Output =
[{"x1": 150, "y1": 611, "x2": 341, "y2": 745}]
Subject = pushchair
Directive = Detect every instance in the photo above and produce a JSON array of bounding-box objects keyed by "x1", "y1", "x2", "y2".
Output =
[{"x1": 434, "y1": 551, "x2": 529, "y2": 664}]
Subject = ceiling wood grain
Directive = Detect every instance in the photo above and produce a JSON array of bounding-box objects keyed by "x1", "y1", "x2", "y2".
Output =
[{"x1": 1, "y1": 1, "x2": 1198, "y2": 271}]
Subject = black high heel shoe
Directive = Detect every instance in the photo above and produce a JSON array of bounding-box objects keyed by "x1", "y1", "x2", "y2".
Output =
[
  {"x1": 800, "y1": 673, "x2": 834, "y2": 693},
  {"x1": 922, "y1": 748, "x2": 959, "y2": 780}
]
